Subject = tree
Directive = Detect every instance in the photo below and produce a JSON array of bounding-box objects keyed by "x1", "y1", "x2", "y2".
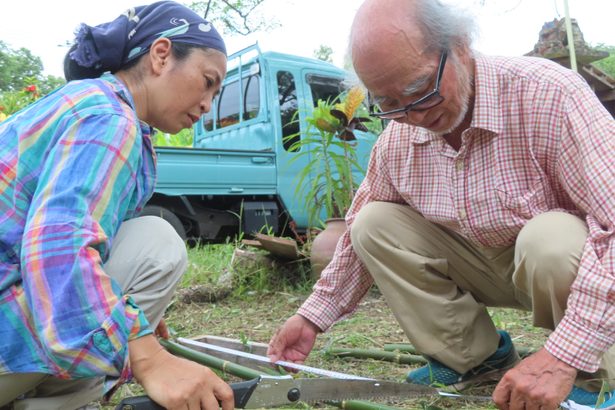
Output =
[
  {"x1": 313, "y1": 45, "x2": 334, "y2": 63},
  {"x1": 0, "y1": 41, "x2": 43, "y2": 92},
  {"x1": 0, "y1": 41, "x2": 65, "y2": 94},
  {"x1": 592, "y1": 43, "x2": 615, "y2": 78},
  {"x1": 187, "y1": 1, "x2": 278, "y2": 36}
]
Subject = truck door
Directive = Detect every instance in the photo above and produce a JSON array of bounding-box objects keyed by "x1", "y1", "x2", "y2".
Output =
[
  {"x1": 271, "y1": 69, "x2": 308, "y2": 229},
  {"x1": 272, "y1": 67, "x2": 345, "y2": 230}
]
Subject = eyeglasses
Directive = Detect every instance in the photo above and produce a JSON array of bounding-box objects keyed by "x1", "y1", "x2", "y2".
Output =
[{"x1": 369, "y1": 50, "x2": 448, "y2": 119}]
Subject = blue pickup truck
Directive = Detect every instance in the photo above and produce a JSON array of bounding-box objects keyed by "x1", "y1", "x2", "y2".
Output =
[{"x1": 143, "y1": 45, "x2": 377, "y2": 241}]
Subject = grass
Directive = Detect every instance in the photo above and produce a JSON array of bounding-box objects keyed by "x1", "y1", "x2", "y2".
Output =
[{"x1": 100, "y1": 242, "x2": 552, "y2": 410}]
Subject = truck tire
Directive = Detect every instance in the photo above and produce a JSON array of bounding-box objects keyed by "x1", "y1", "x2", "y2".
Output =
[{"x1": 140, "y1": 205, "x2": 187, "y2": 241}]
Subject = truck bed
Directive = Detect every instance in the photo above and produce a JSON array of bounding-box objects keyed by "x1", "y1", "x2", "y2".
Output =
[{"x1": 154, "y1": 146, "x2": 277, "y2": 197}]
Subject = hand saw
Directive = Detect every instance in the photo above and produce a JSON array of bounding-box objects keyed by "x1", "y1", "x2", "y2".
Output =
[{"x1": 115, "y1": 374, "x2": 436, "y2": 409}]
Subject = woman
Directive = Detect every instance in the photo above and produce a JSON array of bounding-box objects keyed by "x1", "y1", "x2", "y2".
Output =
[{"x1": 0, "y1": 2, "x2": 232, "y2": 409}]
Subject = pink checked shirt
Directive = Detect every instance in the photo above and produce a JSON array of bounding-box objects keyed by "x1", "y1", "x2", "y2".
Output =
[{"x1": 298, "y1": 54, "x2": 615, "y2": 373}]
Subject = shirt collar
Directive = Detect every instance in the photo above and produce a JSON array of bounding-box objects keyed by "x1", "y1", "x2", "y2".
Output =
[
  {"x1": 470, "y1": 53, "x2": 504, "y2": 135},
  {"x1": 100, "y1": 72, "x2": 154, "y2": 137}
]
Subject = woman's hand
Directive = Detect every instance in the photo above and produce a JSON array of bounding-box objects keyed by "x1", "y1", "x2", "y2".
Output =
[
  {"x1": 129, "y1": 335, "x2": 234, "y2": 410},
  {"x1": 154, "y1": 319, "x2": 170, "y2": 339}
]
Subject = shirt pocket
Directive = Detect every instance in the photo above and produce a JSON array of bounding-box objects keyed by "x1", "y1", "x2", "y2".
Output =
[{"x1": 495, "y1": 174, "x2": 547, "y2": 221}]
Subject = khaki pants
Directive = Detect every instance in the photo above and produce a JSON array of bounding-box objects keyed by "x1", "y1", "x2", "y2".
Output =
[
  {"x1": 0, "y1": 216, "x2": 187, "y2": 410},
  {"x1": 350, "y1": 202, "x2": 615, "y2": 390}
]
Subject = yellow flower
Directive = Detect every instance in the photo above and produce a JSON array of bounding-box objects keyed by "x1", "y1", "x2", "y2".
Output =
[
  {"x1": 334, "y1": 86, "x2": 365, "y2": 122},
  {"x1": 0, "y1": 112, "x2": 7, "y2": 122}
]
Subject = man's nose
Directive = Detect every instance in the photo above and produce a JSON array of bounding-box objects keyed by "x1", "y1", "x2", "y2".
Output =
[{"x1": 396, "y1": 109, "x2": 430, "y2": 126}]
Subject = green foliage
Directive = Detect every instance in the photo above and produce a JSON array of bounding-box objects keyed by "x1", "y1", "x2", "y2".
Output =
[
  {"x1": 286, "y1": 87, "x2": 377, "y2": 227},
  {"x1": 592, "y1": 43, "x2": 615, "y2": 77},
  {"x1": 187, "y1": 0, "x2": 278, "y2": 36},
  {"x1": 0, "y1": 41, "x2": 42, "y2": 92},
  {"x1": 0, "y1": 41, "x2": 65, "y2": 93},
  {"x1": 152, "y1": 128, "x2": 194, "y2": 147},
  {"x1": 314, "y1": 44, "x2": 334, "y2": 63},
  {"x1": 0, "y1": 75, "x2": 64, "y2": 120},
  {"x1": 182, "y1": 244, "x2": 237, "y2": 288}
]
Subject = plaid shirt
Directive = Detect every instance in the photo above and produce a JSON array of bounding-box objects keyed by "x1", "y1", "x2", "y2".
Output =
[
  {"x1": 298, "y1": 55, "x2": 615, "y2": 373},
  {"x1": 0, "y1": 74, "x2": 155, "y2": 390}
]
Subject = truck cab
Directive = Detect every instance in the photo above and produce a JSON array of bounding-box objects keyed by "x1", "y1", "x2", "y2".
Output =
[{"x1": 145, "y1": 44, "x2": 377, "y2": 241}]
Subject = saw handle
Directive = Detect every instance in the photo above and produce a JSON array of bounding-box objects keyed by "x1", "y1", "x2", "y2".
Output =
[{"x1": 114, "y1": 378, "x2": 259, "y2": 409}]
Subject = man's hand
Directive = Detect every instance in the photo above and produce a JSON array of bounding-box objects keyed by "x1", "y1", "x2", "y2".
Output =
[
  {"x1": 493, "y1": 347, "x2": 577, "y2": 410},
  {"x1": 267, "y1": 314, "x2": 320, "y2": 365},
  {"x1": 130, "y1": 335, "x2": 234, "y2": 410}
]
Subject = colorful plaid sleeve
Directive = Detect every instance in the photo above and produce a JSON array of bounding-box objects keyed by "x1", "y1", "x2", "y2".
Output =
[{"x1": 17, "y1": 111, "x2": 151, "y2": 379}]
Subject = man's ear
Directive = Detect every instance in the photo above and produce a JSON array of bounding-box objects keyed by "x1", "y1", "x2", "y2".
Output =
[
  {"x1": 454, "y1": 41, "x2": 473, "y2": 66},
  {"x1": 149, "y1": 38, "x2": 173, "y2": 75}
]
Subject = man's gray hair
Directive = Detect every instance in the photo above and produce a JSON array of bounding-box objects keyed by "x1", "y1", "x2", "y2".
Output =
[{"x1": 414, "y1": 0, "x2": 478, "y2": 52}]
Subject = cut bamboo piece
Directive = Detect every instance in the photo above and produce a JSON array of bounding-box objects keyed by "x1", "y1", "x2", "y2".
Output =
[{"x1": 327, "y1": 347, "x2": 427, "y2": 364}]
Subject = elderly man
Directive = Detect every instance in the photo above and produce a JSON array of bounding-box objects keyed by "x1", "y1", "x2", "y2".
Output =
[{"x1": 268, "y1": 0, "x2": 615, "y2": 408}]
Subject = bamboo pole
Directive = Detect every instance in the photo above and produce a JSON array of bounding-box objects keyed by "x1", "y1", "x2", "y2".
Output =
[
  {"x1": 384, "y1": 342, "x2": 536, "y2": 358},
  {"x1": 326, "y1": 347, "x2": 427, "y2": 364},
  {"x1": 383, "y1": 343, "x2": 417, "y2": 354},
  {"x1": 563, "y1": 0, "x2": 578, "y2": 72},
  {"x1": 160, "y1": 338, "x2": 262, "y2": 380},
  {"x1": 328, "y1": 400, "x2": 404, "y2": 410},
  {"x1": 160, "y1": 339, "x2": 405, "y2": 410}
]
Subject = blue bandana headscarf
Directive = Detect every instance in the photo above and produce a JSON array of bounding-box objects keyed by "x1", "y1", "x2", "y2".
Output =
[{"x1": 70, "y1": 0, "x2": 226, "y2": 72}]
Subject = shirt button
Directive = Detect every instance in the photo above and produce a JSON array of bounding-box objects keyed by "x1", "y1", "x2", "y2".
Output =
[
  {"x1": 459, "y1": 209, "x2": 467, "y2": 219},
  {"x1": 456, "y1": 161, "x2": 464, "y2": 171}
]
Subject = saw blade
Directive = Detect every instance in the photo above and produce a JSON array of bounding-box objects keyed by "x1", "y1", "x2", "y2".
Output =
[{"x1": 242, "y1": 377, "x2": 438, "y2": 408}]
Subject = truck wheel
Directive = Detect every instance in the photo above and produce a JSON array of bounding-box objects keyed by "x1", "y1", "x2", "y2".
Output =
[{"x1": 140, "y1": 205, "x2": 187, "y2": 241}]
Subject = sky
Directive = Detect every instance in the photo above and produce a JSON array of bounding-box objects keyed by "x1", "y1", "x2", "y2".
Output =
[{"x1": 1, "y1": 0, "x2": 613, "y2": 78}]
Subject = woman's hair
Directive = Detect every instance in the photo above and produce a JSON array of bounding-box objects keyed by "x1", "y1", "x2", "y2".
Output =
[{"x1": 63, "y1": 42, "x2": 210, "y2": 81}]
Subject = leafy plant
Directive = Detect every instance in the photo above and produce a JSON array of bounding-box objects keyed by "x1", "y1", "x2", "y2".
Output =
[
  {"x1": 0, "y1": 77, "x2": 44, "y2": 121},
  {"x1": 152, "y1": 128, "x2": 194, "y2": 147},
  {"x1": 592, "y1": 43, "x2": 615, "y2": 77},
  {"x1": 286, "y1": 86, "x2": 375, "y2": 228}
]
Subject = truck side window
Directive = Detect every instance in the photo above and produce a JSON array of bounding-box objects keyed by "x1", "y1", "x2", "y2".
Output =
[
  {"x1": 202, "y1": 74, "x2": 261, "y2": 132},
  {"x1": 307, "y1": 75, "x2": 343, "y2": 107},
  {"x1": 217, "y1": 81, "x2": 240, "y2": 128},
  {"x1": 202, "y1": 95, "x2": 216, "y2": 131},
  {"x1": 244, "y1": 75, "x2": 260, "y2": 120},
  {"x1": 277, "y1": 71, "x2": 299, "y2": 152}
]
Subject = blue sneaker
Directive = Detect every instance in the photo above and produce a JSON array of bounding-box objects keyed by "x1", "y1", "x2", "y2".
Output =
[
  {"x1": 565, "y1": 386, "x2": 615, "y2": 408},
  {"x1": 407, "y1": 330, "x2": 520, "y2": 390}
]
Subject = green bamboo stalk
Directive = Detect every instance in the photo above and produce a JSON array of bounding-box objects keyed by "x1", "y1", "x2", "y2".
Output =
[
  {"x1": 327, "y1": 400, "x2": 404, "y2": 410},
  {"x1": 383, "y1": 343, "x2": 417, "y2": 354},
  {"x1": 160, "y1": 338, "x2": 261, "y2": 380},
  {"x1": 327, "y1": 347, "x2": 427, "y2": 364},
  {"x1": 517, "y1": 346, "x2": 536, "y2": 358},
  {"x1": 384, "y1": 343, "x2": 537, "y2": 358},
  {"x1": 161, "y1": 339, "x2": 407, "y2": 410}
]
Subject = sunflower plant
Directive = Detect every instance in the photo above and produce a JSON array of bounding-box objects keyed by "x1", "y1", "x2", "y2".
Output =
[{"x1": 286, "y1": 86, "x2": 376, "y2": 228}]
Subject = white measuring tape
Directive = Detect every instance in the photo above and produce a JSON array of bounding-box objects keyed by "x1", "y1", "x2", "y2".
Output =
[{"x1": 177, "y1": 337, "x2": 374, "y2": 380}]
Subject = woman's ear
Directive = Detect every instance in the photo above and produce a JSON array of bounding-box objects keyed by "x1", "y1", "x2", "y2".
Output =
[{"x1": 149, "y1": 38, "x2": 173, "y2": 75}]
